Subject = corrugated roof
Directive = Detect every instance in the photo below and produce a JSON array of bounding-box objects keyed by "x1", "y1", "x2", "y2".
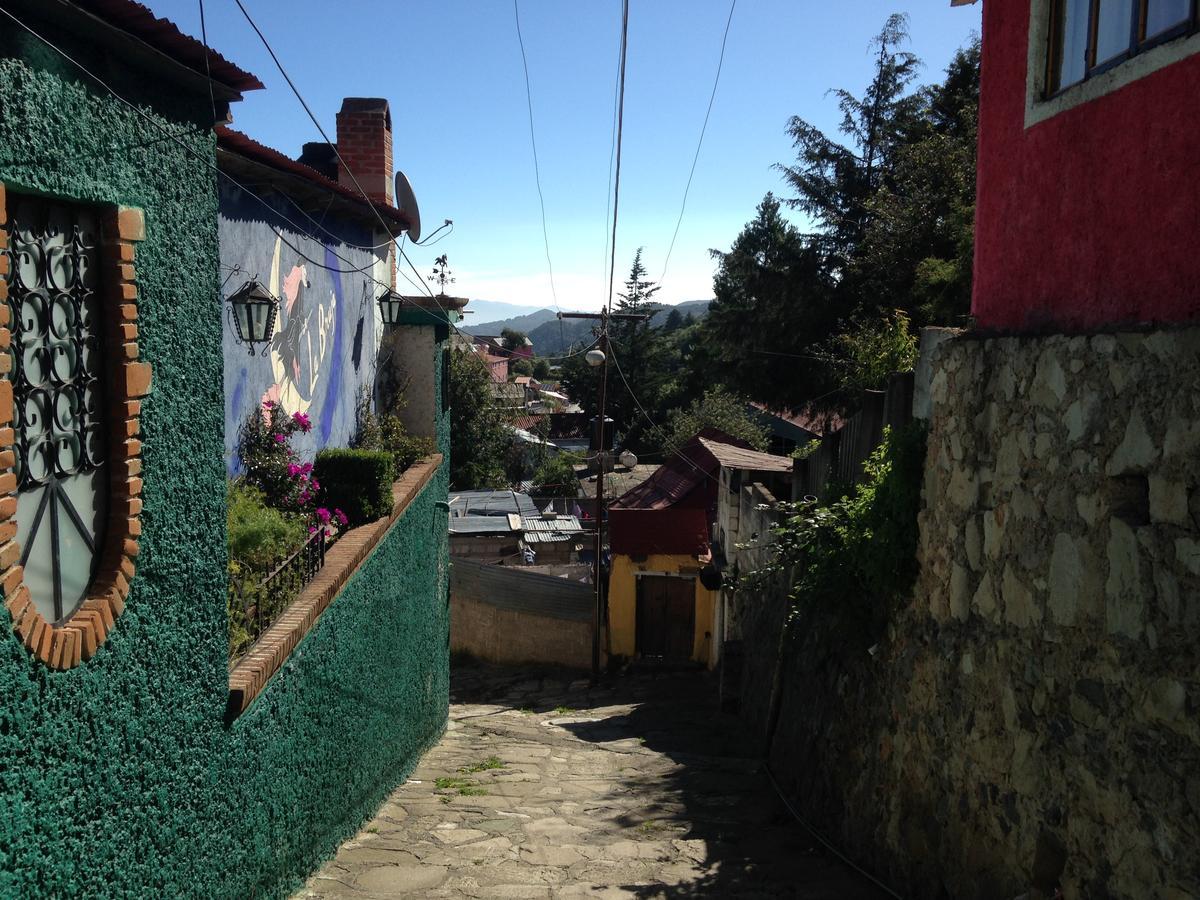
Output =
[
  {"x1": 449, "y1": 490, "x2": 539, "y2": 518},
  {"x1": 72, "y1": 0, "x2": 263, "y2": 92},
  {"x1": 217, "y1": 127, "x2": 411, "y2": 232},
  {"x1": 448, "y1": 515, "x2": 521, "y2": 535},
  {"x1": 696, "y1": 437, "x2": 792, "y2": 473},
  {"x1": 521, "y1": 515, "x2": 584, "y2": 542}
]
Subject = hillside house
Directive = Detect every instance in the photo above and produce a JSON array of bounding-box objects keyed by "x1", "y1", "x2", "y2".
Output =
[
  {"x1": 607, "y1": 431, "x2": 791, "y2": 669},
  {"x1": 217, "y1": 101, "x2": 412, "y2": 468},
  {"x1": 0, "y1": 3, "x2": 451, "y2": 896}
]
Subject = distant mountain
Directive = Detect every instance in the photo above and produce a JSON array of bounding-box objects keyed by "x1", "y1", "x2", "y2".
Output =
[
  {"x1": 462, "y1": 307, "x2": 558, "y2": 337},
  {"x1": 528, "y1": 300, "x2": 712, "y2": 356},
  {"x1": 460, "y1": 300, "x2": 553, "y2": 332}
]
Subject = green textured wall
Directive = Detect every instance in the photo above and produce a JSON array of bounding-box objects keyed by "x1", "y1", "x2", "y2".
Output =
[
  {"x1": 435, "y1": 323, "x2": 451, "y2": 458},
  {"x1": 0, "y1": 24, "x2": 449, "y2": 899}
]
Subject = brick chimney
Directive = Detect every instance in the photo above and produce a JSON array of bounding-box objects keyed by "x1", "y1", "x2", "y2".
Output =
[{"x1": 335, "y1": 98, "x2": 393, "y2": 205}]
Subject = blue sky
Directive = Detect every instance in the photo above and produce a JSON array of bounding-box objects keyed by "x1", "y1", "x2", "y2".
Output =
[{"x1": 160, "y1": 1, "x2": 981, "y2": 311}]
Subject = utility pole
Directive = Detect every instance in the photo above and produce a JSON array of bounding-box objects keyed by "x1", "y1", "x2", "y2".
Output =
[{"x1": 559, "y1": 309, "x2": 648, "y2": 685}]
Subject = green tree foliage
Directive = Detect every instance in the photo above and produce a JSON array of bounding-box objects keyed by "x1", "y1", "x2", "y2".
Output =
[
  {"x1": 530, "y1": 452, "x2": 582, "y2": 498},
  {"x1": 656, "y1": 387, "x2": 770, "y2": 456},
  {"x1": 700, "y1": 18, "x2": 979, "y2": 413},
  {"x1": 776, "y1": 13, "x2": 922, "y2": 267},
  {"x1": 501, "y1": 328, "x2": 529, "y2": 353},
  {"x1": 851, "y1": 39, "x2": 981, "y2": 325},
  {"x1": 826, "y1": 309, "x2": 919, "y2": 392},
  {"x1": 510, "y1": 357, "x2": 534, "y2": 378},
  {"x1": 532, "y1": 358, "x2": 551, "y2": 380},
  {"x1": 448, "y1": 350, "x2": 510, "y2": 489},
  {"x1": 700, "y1": 194, "x2": 839, "y2": 408}
]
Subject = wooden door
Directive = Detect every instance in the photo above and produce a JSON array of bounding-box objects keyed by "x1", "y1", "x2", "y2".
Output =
[{"x1": 636, "y1": 576, "x2": 695, "y2": 661}]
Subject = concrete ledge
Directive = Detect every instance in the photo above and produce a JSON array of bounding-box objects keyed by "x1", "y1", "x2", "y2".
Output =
[{"x1": 226, "y1": 454, "x2": 443, "y2": 720}]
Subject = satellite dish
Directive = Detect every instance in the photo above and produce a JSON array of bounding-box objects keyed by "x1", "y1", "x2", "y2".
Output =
[
  {"x1": 619, "y1": 450, "x2": 638, "y2": 469},
  {"x1": 394, "y1": 170, "x2": 422, "y2": 242}
]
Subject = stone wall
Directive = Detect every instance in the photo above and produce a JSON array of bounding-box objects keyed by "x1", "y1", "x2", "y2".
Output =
[
  {"x1": 450, "y1": 557, "x2": 596, "y2": 670},
  {"x1": 741, "y1": 328, "x2": 1200, "y2": 899}
]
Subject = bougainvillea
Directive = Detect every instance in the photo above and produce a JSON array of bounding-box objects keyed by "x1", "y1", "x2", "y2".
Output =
[{"x1": 237, "y1": 403, "x2": 346, "y2": 538}]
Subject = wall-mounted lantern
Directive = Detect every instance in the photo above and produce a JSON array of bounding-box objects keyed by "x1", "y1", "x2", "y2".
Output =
[
  {"x1": 376, "y1": 289, "x2": 405, "y2": 327},
  {"x1": 227, "y1": 279, "x2": 278, "y2": 355}
]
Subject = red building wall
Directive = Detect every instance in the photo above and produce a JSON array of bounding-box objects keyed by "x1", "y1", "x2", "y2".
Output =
[{"x1": 974, "y1": 3, "x2": 1200, "y2": 330}]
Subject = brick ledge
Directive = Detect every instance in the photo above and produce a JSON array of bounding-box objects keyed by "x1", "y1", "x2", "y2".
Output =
[{"x1": 225, "y1": 453, "x2": 443, "y2": 721}]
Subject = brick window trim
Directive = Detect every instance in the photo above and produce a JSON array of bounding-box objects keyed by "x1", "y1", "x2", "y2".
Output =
[
  {"x1": 226, "y1": 453, "x2": 443, "y2": 722},
  {"x1": 0, "y1": 183, "x2": 152, "y2": 670}
]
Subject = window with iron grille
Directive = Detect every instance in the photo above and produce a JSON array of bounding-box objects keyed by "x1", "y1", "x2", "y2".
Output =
[
  {"x1": 2, "y1": 195, "x2": 108, "y2": 624},
  {"x1": 1048, "y1": 0, "x2": 1198, "y2": 93}
]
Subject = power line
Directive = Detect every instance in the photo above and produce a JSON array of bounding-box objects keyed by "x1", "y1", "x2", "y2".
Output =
[
  {"x1": 606, "y1": 0, "x2": 632, "y2": 318},
  {"x1": 606, "y1": 343, "x2": 720, "y2": 486},
  {"x1": 512, "y1": 0, "x2": 565, "y2": 351},
  {"x1": 600, "y1": 4, "x2": 623, "y2": 309},
  {"x1": 0, "y1": 6, "x2": 467, "y2": 337},
  {"x1": 659, "y1": 0, "x2": 737, "y2": 286},
  {"x1": 0, "y1": 4, "x2": 604, "y2": 373},
  {"x1": 230, "y1": 0, "x2": 441, "y2": 305}
]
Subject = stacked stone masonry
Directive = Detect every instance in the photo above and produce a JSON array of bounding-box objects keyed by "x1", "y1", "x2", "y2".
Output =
[
  {"x1": 0, "y1": 189, "x2": 150, "y2": 670},
  {"x1": 746, "y1": 328, "x2": 1200, "y2": 900}
]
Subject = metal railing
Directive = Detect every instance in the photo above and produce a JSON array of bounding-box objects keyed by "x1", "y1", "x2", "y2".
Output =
[{"x1": 228, "y1": 529, "x2": 326, "y2": 662}]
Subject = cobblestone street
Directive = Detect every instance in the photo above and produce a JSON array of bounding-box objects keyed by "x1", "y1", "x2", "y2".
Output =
[{"x1": 296, "y1": 664, "x2": 888, "y2": 898}]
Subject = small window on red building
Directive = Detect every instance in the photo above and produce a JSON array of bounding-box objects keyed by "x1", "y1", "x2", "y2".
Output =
[{"x1": 1048, "y1": 0, "x2": 1196, "y2": 93}]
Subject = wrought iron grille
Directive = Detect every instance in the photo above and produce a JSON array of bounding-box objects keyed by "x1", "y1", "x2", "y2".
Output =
[
  {"x1": 228, "y1": 529, "x2": 326, "y2": 662},
  {"x1": 1, "y1": 197, "x2": 107, "y2": 623}
]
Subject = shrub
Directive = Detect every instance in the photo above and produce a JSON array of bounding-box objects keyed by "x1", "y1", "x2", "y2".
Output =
[
  {"x1": 380, "y1": 415, "x2": 436, "y2": 471},
  {"x1": 313, "y1": 448, "x2": 396, "y2": 526},
  {"x1": 227, "y1": 482, "x2": 306, "y2": 572},
  {"x1": 237, "y1": 401, "x2": 316, "y2": 509},
  {"x1": 738, "y1": 421, "x2": 927, "y2": 635},
  {"x1": 530, "y1": 453, "x2": 581, "y2": 498}
]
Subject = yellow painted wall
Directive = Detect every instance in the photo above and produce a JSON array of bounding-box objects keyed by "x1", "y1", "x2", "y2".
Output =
[{"x1": 608, "y1": 554, "x2": 717, "y2": 668}]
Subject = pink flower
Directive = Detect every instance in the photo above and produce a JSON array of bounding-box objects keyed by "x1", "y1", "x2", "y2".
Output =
[
  {"x1": 334, "y1": 508, "x2": 348, "y2": 526},
  {"x1": 307, "y1": 525, "x2": 317, "y2": 534},
  {"x1": 300, "y1": 462, "x2": 314, "y2": 475},
  {"x1": 292, "y1": 412, "x2": 312, "y2": 433},
  {"x1": 316, "y1": 507, "x2": 332, "y2": 524},
  {"x1": 273, "y1": 433, "x2": 287, "y2": 444},
  {"x1": 310, "y1": 479, "x2": 320, "y2": 492},
  {"x1": 263, "y1": 400, "x2": 274, "y2": 409},
  {"x1": 287, "y1": 463, "x2": 302, "y2": 477}
]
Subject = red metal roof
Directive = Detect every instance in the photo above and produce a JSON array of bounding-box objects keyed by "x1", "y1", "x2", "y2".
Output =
[
  {"x1": 751, "y1": 401, "x2": 846, "y2": 436},
  {"x1": 216, "y1": 127, "x2": 411, "y2": 231},
  {"x1": 610, "y1": 430, "x2": 792, "y2": 512},
  {"x1": 73, "y1": 0, "x2": 263, "y2": 92}
]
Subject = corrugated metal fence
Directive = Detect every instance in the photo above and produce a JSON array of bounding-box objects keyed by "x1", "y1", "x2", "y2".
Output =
[{"x1": 793, "y1": 371, "x2": 915, "y2": 501}]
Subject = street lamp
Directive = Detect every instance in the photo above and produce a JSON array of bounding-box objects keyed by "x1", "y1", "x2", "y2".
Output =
[
  {"x1": 585, "y1": 349, "x2": 606, "y2": 367},
  {"x1": 226, "y1": 279, "x2": 278, "y2": 356},
  {"x1": 376, "y1": 289, "x2": 405, "y2": 327}
]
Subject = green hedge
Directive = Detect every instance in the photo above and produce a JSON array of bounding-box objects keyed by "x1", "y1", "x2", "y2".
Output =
[{"x1": 314, "y1": 448, "x2": 396, "y2": 526}]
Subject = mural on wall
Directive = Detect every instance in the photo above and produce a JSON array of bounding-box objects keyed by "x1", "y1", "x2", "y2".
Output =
[{"x1": 220, "y1": 185, "x2": 386, "y2": 473}]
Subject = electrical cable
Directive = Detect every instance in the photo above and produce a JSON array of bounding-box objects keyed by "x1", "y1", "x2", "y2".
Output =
[
  {"x1": 606, "y1": 0, "x2": 631, "y2": 319},
  {"x1": 763, "y1": 765, "x2": 904, "y2": 900},
  {"x1": 0, "y1": 5, "x2": 597, "y2": 364},
  {"x1": 659, "y1": 0, "x2": 737, "y2": 286},
  {"x1": 606, "y1": 342, "x2": 720, "y2": 486},
  {"x1": 513, "y1": 0, "x2": 565, "y2": 351},
  {"x1": 230, "y1": 0, "x2": 443, "y2": 305},
  {"x1": 600, "y1": 4, "x2": 623, "y2": 309}
]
